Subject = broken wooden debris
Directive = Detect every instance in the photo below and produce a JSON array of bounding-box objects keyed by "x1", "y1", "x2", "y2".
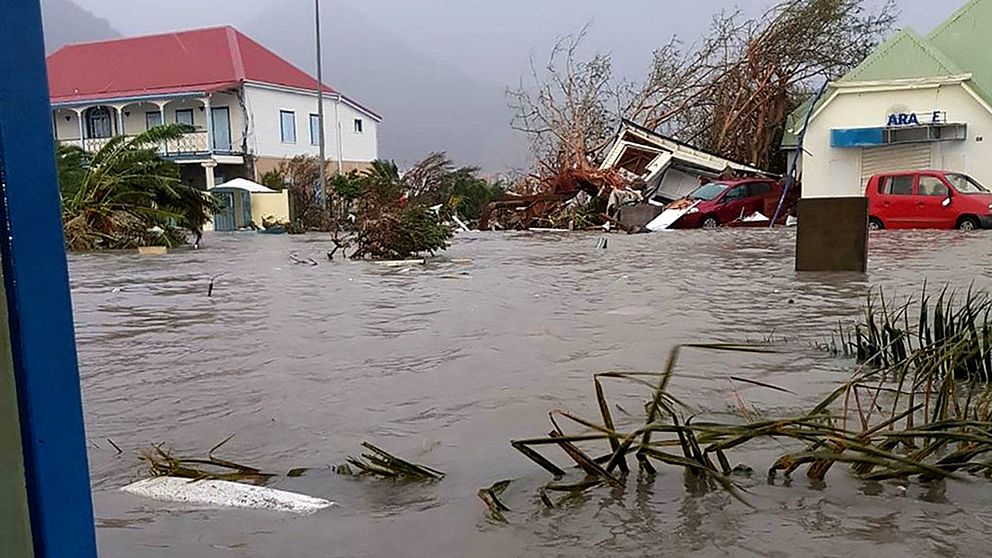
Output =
[
  {"x1": 477, "y1": 479, "x2": 513, "y2": 522},
  {"x1": 345, "y1": 442, "x2": 445, "y2": 481}
]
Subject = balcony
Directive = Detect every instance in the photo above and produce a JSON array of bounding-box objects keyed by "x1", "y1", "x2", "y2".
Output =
[{"x1": 57, "y1": 130, "x2": 241, "y2": 161}]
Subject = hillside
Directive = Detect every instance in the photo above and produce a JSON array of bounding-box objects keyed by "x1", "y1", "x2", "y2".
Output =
[
  {"x1": 242, "y1": 0, "x2": 526, "y2": 171},
  {"x1": 41, "y1": 0, "x2": 120, "y2": 53}
]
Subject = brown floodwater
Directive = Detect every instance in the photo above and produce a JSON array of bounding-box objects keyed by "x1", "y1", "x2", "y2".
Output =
[{"x1": 69, "y1": 229, "x2": 992, "y2": 557}]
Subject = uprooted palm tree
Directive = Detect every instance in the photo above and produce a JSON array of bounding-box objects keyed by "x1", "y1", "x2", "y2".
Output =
[
  {"x1": 346, "y1": 159, "x2": 453, "y2": 260},
  {"x1": 58, "y1": 124, "x2": 216, "y2": 251}
]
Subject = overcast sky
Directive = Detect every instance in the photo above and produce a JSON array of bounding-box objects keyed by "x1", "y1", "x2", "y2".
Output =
[{"x1": 73, "y1": 0, "x2": 964, "y2": 88}]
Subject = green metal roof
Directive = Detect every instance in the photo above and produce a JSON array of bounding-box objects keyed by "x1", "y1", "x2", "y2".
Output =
[
  {"x1": 840, "y1": 28, "x2": 964, "y2": 83},
  {"x1": 782, "y1": 0, "x2": 992, "y2": 149},
  {"x1": 928, "y1": 0, "x2": 992, "y2": 104}
]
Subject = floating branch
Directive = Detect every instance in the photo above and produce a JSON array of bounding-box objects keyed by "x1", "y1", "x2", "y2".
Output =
[
  {"x1": 140, "y1": 435, "x2": 276, "y2": 485},
  {"x1": 477, "y1": 480, "x2": 512, "y2": 522},
  {"x1": 346, "y1": 442, "x2": 445, "y2": 481}
]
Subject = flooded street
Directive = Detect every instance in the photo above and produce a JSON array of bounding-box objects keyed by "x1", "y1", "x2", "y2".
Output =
[{"x1": 70, "y1": 229, "x2": 992, "y2": 557}]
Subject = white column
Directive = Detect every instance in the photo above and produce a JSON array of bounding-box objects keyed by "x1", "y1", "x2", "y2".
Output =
[
  {"x1": 202, "y1": 161, "x2": 217, "y2": 190},
  {"x1": 203, "y1": 96, "x2": 214, "y2": 153},
  {"x1": 75, "y1": 108, "x2": 85, "y2": 148},
  {"x1": 116, "y1": 106, "x2": 125, "y2": 137}
]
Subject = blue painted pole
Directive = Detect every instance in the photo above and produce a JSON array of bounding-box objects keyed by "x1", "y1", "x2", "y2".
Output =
[
  {"x1": 770, "y1": 80, "x2": 830, "y2": 228},
  {"x1": 0, "y1": 0, "x2": 98, "y2": 556}
]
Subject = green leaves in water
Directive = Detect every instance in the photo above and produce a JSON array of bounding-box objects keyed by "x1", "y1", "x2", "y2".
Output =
[{"x1": 346, "y1": 441, "x2": 445, "y2": 481}]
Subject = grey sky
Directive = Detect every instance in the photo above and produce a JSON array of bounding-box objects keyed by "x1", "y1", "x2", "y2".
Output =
[
  {"x1": 72, "y1": 0, "x2": 963, "y2": 86},
  {"x1": 64, "y1": 0, "x2": 968, "y2": 169}
]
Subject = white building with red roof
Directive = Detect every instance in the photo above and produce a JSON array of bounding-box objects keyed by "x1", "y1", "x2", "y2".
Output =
[{"x1": 47, "y1": 26, "x2": 380, "y2": 190}]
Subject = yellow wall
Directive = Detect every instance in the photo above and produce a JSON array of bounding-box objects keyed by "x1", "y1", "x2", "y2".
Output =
[{"x1": 251, "y1": 191, "x2": 291, "y2": 225}]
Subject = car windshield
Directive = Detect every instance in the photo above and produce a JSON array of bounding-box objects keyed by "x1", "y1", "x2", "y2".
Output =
[
  {"x1": 689, "y1": 183, "x2": 728, "y2": 201},
  {"x1": 945, "y1": 173, "x2": 990, "y2": 194}
]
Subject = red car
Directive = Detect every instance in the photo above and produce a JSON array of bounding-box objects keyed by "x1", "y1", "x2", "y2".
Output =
[
  {"x1": 674, "y1": 178, "x2": 783, "y2": 229},
  {"x1": 866, "y1": 170, "x2": 992, "y2": 230}
]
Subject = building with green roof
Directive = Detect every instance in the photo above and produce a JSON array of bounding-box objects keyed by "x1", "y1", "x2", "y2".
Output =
[{"x1": 784, "y1": 0, "x2": 992, "y2": 199}]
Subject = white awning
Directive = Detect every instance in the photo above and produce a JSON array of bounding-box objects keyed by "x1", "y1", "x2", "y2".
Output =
[{"x1": 217, "y1": 178, "x2": 278, "y2": 193}]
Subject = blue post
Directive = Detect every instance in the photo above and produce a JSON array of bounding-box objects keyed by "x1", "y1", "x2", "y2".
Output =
[
  {"x1": 770, "y1": 80, "x2": 829, "y2": 228},
  {"x1": 0, "y1": 0, "x2": 98, "y2": 556}
]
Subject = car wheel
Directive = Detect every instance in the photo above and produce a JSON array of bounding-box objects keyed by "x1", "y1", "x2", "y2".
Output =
[
  {"x1": 958, "y1": 217, "x2": 979, "y2": 231},
  {"x1": 702, "y1": 216, "x2": 719, "y2": 229},
  {"x1": 868, "y1": 218, "x2": 884, "y2": 231}
]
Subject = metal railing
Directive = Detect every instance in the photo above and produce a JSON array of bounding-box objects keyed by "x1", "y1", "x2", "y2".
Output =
[{"x1": 57, "y1": 130, "x2": 237, "y2": 158}]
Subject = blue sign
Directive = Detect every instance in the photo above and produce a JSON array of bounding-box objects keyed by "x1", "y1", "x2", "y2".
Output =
[{"x1": 887, "y1": 111, "x2": 945, "y2": 127}]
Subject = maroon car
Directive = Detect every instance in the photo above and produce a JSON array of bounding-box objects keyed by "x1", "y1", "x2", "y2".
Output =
[{"x1": 673, "y1": 178, "x2": 783, "y2": 229}]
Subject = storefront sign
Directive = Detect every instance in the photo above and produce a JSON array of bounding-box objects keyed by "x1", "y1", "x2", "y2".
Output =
[{"x1": 887, "y1": 111, "x2": 945, "y2": 127}]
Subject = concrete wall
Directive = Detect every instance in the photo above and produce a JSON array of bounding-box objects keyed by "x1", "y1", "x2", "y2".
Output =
[
  {"x1": 162, "y1": 98, "x2": 206, "y2": 128},
  {"x1": 252, "y1": 156, "x2": 372, "y2": 179},
  {"x1": 0, "y1": 271, "x2": 35, "y2": 558},
  {"x1": 242, "y1": 84, "x2": 378, "y2": 162},
  {"x1": 53, "y1": 108, "x2": 80, "y2": 141},
  {"x1": 802, "y1": 83, "x2": 992, "y2": 198},
  {"x1": 210, "y1": 92, "x2": 247, "y2": 151},
  {"x1": 120, "y1": 101, "x2": 161, "y2": 136},
  {"x1": 251, "y1": 191, "x2": 291, "y2": 225}
]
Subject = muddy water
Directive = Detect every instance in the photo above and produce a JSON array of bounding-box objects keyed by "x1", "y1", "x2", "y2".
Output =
[{"x1": 70, "y1": 229, "x2": 992, "y2": 557}]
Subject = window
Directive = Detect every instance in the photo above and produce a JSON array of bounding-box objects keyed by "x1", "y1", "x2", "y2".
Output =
[
  {"x1": 280, "y1": 110, "x2": 296, "y2": 143},
  {"x1": 918, "y1": 176, "x2": 949, "y2": 197},
  {"x1": 145, "y1": 111, "x2": 162, "y2": 130},
  {"x1": 748, "y1": 182, "x2": 772, "y2": 197},
  {"x1": 309, "y1": 114, "x2": 321, "y2": 146},
  {"x1": 689, "y1": 183, "x2": 728, "y2": 201},
  {"x1": 946, "y1": 173, "x2": 990, "y2": 194},
  {"x1": 354, "y1": 118, "x2": 363, "y2": 133},
  {"x1": 879, "y1": 175, "x2": 914, "y2": 195},
  {"x1": 85, "y1": 106, "x2": 113, "y2": 139},
  {"x1": 175, "y1": 109, "x2": 194, "y2": 127},
  {"x1": 724, "y1": 186, "x2": 747, "y2": 201}
]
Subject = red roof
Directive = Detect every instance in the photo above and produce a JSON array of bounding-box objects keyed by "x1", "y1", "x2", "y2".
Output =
[{"x1": 47, "y1": 26, "x2": 376, "y2": 118}]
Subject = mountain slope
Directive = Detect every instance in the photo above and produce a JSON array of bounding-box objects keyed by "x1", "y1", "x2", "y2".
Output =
[
  {"x1": 242, "y1": 0, "x2": 526, "y2": 171},
  {"x1": 41, "y1": 0, "x2": 120, "y2": 53}
]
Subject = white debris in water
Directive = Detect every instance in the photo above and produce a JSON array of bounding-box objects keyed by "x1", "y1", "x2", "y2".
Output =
[{"x1": 121, "y1": 477, "x2": 334, "y2": 515}]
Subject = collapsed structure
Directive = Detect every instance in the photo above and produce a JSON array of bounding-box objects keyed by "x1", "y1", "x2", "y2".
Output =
[
  {"x1": 598, "y1": 120, "x2": 782, "y2": 230},
  {"x1": 599, "y1": 120, "x2": 774, "y2": 205},
  {"x1": 478, "y1": 119, "x2": 782, "y2": 232}
]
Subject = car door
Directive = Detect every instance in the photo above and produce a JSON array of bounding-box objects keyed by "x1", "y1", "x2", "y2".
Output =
[
  {"x1": 875, "y1": 174, "x2": 917, "y2": 228},
  {"x1": 915, "y1": 174, "x2": 955, "y2": 229},
  {"x1": 717, "y1": 184, "x2": 749, "y2": 222},
  {"x1": 746, "y1": 181, "x2": 775, "y2": 217}
]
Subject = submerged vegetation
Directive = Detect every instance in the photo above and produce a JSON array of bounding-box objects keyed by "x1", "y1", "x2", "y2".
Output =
[
  {"x1": 507, "y1": 286, "x2": 992, "y2": 510},
  {"x1": 57, "y1": 124, "x2": 216, "y2": 251},
  {"x1": 265, "y1": 152, "x2": 503, "y2": 260}
]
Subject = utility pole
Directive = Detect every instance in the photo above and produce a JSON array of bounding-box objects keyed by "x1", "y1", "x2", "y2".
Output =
[{"x1": 315, "y1": 0, "x2": 327, "y2": 204}]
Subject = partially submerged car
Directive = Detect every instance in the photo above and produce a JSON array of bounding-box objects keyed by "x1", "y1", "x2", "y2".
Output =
[
  {"x1": 866, "y1": 170, "x2": 992, "y2": 230},
  {"x1": 670, "y1": 178, "x2": 783, "y2": 229}
]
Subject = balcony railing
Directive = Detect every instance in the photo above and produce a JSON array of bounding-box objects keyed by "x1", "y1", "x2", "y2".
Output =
[{"x1": 57, "y1": 131, "x2": 239, "y2": 158}]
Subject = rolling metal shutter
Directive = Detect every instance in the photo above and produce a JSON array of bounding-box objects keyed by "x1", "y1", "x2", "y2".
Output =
[{"x1": 860, "y1": 144, "x2": 932, "y2": 185}]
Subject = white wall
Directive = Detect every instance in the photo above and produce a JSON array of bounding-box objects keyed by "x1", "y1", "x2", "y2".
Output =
[
  {"x1": 802, "y1": 84, "x2": 992, "y2": 198},
  {"x1": 242, "y1": 83, "x2": 378, "y2": 162},
  {"x1": 53, "y1": 108, "x2": 80, "y2": 140}
]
